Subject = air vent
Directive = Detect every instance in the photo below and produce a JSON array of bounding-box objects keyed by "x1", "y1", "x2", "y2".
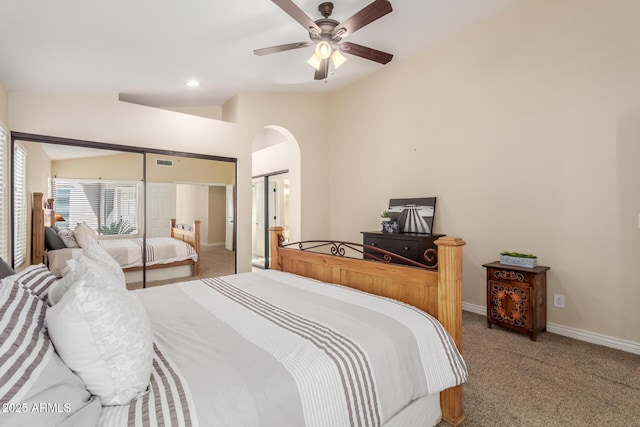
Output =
[{"x1": 155, "y1": 159, "x2": 173, "y2": 167}]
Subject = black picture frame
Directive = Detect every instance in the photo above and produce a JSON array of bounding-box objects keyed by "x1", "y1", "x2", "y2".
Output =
[{"x1": 388, "y1": 197, "x2": 437, "y2": 234}]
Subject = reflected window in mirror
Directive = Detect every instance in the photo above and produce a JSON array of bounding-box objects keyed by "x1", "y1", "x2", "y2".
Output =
[
  {"x1": 51, "y1": 179, "x2": 142, "y2": 236},
  {"x1": 13, "y1": 143, "x2": 27, "y2": 268}
]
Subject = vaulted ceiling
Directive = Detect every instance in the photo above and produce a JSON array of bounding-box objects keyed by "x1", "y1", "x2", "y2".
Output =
[{"x1": 0, "y1": 0, "x2": 521, "y2": 108}]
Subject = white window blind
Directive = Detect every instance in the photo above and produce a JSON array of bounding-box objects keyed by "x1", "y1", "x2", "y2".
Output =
[
  {"x1": 0, "y1": 129, "x2": 8, "y2": 262},
  {"x1": 13, "y1": 143, "x2": 27, "y2": 267},
  {"x1": 51, "y1": 179, "x2": 142, "y2": 235}
]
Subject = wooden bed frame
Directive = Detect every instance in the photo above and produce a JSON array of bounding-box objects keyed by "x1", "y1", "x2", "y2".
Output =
[
  {"x1": 269, "y1": 226, "x2": 466, "y2": 426},
  {"x1": 32, "y1": 192, "x2": 201, "y2": 276}
]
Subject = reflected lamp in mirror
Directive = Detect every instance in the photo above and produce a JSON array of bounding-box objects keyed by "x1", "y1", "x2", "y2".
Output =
[{"x1": 54, "y1": 213, "x2": 65, "y2": 224}]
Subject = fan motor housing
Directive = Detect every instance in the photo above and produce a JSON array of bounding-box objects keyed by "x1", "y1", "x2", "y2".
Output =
[{"x1": 318, "y1": 2, "x2": 334, "y2": 18}]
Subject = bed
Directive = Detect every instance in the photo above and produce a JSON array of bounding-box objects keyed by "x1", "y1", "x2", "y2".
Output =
[
  {"x1": 31, "y1": 192, "x2": 201, "y2": 282},
  {"x1": 3, "y1": 224, "x2": 467, "y2": 426}
]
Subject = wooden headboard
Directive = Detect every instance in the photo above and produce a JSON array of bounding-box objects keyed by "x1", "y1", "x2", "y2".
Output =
[{"x1": 32, "y1": 192, "x2": 54, "y2": 265}]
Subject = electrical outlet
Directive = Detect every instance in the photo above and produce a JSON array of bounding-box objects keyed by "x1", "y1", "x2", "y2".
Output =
[{"x1": 553, "y1": 294, "x2": 565, "y2": 308}]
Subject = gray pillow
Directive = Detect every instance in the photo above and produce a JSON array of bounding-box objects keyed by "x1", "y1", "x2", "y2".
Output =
[
  {"x1": 45, "y1": 227, "x2": 67, "y2": 250},
  {"x1": 0, "y1": 256, "x2": 16, "y2": 279},
  {"x1": 58, "y1": 229, "x2": 80, "y2": 248}
]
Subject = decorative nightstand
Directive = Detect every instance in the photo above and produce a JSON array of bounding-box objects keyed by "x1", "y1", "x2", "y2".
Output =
[{"x1": 482, "y1": 261, "x2": 550, "y2": 341}]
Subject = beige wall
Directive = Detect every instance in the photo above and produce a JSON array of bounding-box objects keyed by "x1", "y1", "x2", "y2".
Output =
[
  {"x1": 146, "y1": 153, "x2": 234, "y2": 185},
  {"x1": 161, "y1": 105, "x2": 222, "y2": 121},
  {"x1": 329, "y1": 0, "x2": 640, "y2": 344},
  {"x1": 52, "y1": 152, "x2": 144, "y2": 181},
  {"x1": 0, "y1": 79, "x2": 7, "y2": 127}
]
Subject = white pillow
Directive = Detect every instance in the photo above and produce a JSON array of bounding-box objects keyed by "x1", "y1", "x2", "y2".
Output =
[
  {"x1": 48, "y1": 252, "x2": 125, "y2": 306},
  {"x1": 46, "y1": 280, "x2": 153, "y2": 406},
  {"x1": 73, "y1": 222, "x2": 97, "y2": 248},
  {"x1": 82, "y1": 238, "x2": 126, "y2": 285}
]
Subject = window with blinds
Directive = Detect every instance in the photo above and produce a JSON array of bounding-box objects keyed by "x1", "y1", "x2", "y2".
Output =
[
  {"x1": 51, "y1": 179, "x2": 142, "y2": 235},
  {"x1": 13, "y1": 143, "x2": 27, "y2": 267},
  {"x1": 0, "y1": 129, "x2": 8, "y2": 262}
]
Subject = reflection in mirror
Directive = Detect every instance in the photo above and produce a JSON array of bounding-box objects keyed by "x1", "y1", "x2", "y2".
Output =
[
  {"x1": 15, "y1": 135, "x2": 236, "y2": 289},
  {"x1": 16, "y1": 140, "x2": 144, "y2": 281},
  {"x1": 140, "y1": 153, "x2": 236, "y2": 289}
]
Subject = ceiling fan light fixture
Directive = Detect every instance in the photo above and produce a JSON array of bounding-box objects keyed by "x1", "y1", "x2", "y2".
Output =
[
  {"x1": 307, "y1": 53, "x2": 322, "y2": 70},
  {"x1": 330, "y1": 49, "x2": 347, "y2": 69},
  {"x1": 315, "y1": 41, "x2": 332, "y2": 59}
]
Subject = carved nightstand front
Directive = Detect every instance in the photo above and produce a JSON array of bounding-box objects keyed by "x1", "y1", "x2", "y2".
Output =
[{"x1": 483, "y1": 261, "x2": 550, "y2": 341}]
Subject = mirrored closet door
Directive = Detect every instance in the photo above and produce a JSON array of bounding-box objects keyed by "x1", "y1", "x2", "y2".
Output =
[{"x1": 11, "y1": 133, "x2": 236, "y2": 288}]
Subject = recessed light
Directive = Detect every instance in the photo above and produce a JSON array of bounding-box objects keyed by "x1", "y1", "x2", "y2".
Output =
[{"x1": 187, "y1": 80, "x2": 199, "y2": 87}]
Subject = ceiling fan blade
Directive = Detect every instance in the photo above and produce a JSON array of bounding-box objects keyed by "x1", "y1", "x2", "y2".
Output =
[
  {"x1": 333, "y1": 0, "x2": 392, "y2": 39},
  {"x1": 254, "y1": 42, "x2": 312, "y2": 56},
  {"x1": 314, "y1": 58, "x2": 329, "y2": 80},
  {"x1": 272, "y1": 0, "x2": 321, "y2": 35},
  {"x1": 340, "y1": 42, "x2": 393, "y2": 64}
]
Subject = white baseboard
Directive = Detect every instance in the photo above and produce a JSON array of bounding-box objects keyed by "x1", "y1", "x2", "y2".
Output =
[
  {"x1": 462, "y1": 302, "x2": 485, "y2": 315},
  {"x1": 462, "y1": 302, "x2": 640, "y2": 355}
]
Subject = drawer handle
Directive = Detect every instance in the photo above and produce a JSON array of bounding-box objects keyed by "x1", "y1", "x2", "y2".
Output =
[
  {"x1": 370, "y1": 243, "x2": 376, "y2": 247},
  {"x1": 404, "y1": 246, "x2": 409, "y2": 251}
]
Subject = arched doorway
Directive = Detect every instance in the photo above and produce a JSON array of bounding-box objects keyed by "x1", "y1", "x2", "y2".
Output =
[{"x1": 251, "y1": 126, "x2": 301, "y2": 268}]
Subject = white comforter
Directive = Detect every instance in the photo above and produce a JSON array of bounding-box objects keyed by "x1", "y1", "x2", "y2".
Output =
[
  {"x1": 47, "y1": 237, "x2": 198, "y2": 276},
  {"x1": 99, "y1": 270, "x2": 467, "y2": 427}
]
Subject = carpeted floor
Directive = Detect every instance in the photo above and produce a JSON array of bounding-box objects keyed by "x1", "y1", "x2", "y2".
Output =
[
  {"x1": 127, "y1": 246, "x2": 235, "y2": 290},
  {"x1": 437, "y1": 311, "x2": 640, "y2": 426}
]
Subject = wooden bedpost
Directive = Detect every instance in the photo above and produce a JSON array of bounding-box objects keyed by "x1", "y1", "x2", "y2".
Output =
[
  {"x1": 269, "y1": 226, "x2": 283, "y2": 271},
  {"x1": 436, "y1": 236, "x2": 466, "y2": 426},
  {"x1": 32, "y1": 193, "x2": 45, "y2": 265},
  {"x1": 169, "y1": 218, "x2": 201, "y2": 276},
  {"x1": 46, "y1": 198, "x2": 55, "y2": 227}
]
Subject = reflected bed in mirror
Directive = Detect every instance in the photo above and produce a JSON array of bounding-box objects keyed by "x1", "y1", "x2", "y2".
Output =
[{"x1": 33, "y1": 193, "x2": 201, "y2": 284}]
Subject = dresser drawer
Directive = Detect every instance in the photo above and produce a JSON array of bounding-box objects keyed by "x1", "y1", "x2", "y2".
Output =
[
  {"x1": 362, "y1": 232, "x2": 444, "y2": 266},
  {"x1": 364, "y1": 236, "x2": 420, "y2": 259}
]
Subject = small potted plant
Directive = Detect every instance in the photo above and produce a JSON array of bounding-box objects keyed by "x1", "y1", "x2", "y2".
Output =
[
  {"x1": 380, "y1": 211, "x2": 399, "y2": 233},
  {"x1": 500, "y1": 251, "x2": 537, "y2": 268}
]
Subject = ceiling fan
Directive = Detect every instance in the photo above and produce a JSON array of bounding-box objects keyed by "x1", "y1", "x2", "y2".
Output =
[{"x1": 254, "y1": 0, "x2": 394, "y2": 80}]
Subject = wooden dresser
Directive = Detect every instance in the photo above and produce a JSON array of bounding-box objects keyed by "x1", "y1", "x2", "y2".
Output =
[
  {"x1": 483, "y1": 261, "x2": 550, "y2": 341},
  {"x1": 362, "y1": 231, "x2": 445, "y2": 267}
]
